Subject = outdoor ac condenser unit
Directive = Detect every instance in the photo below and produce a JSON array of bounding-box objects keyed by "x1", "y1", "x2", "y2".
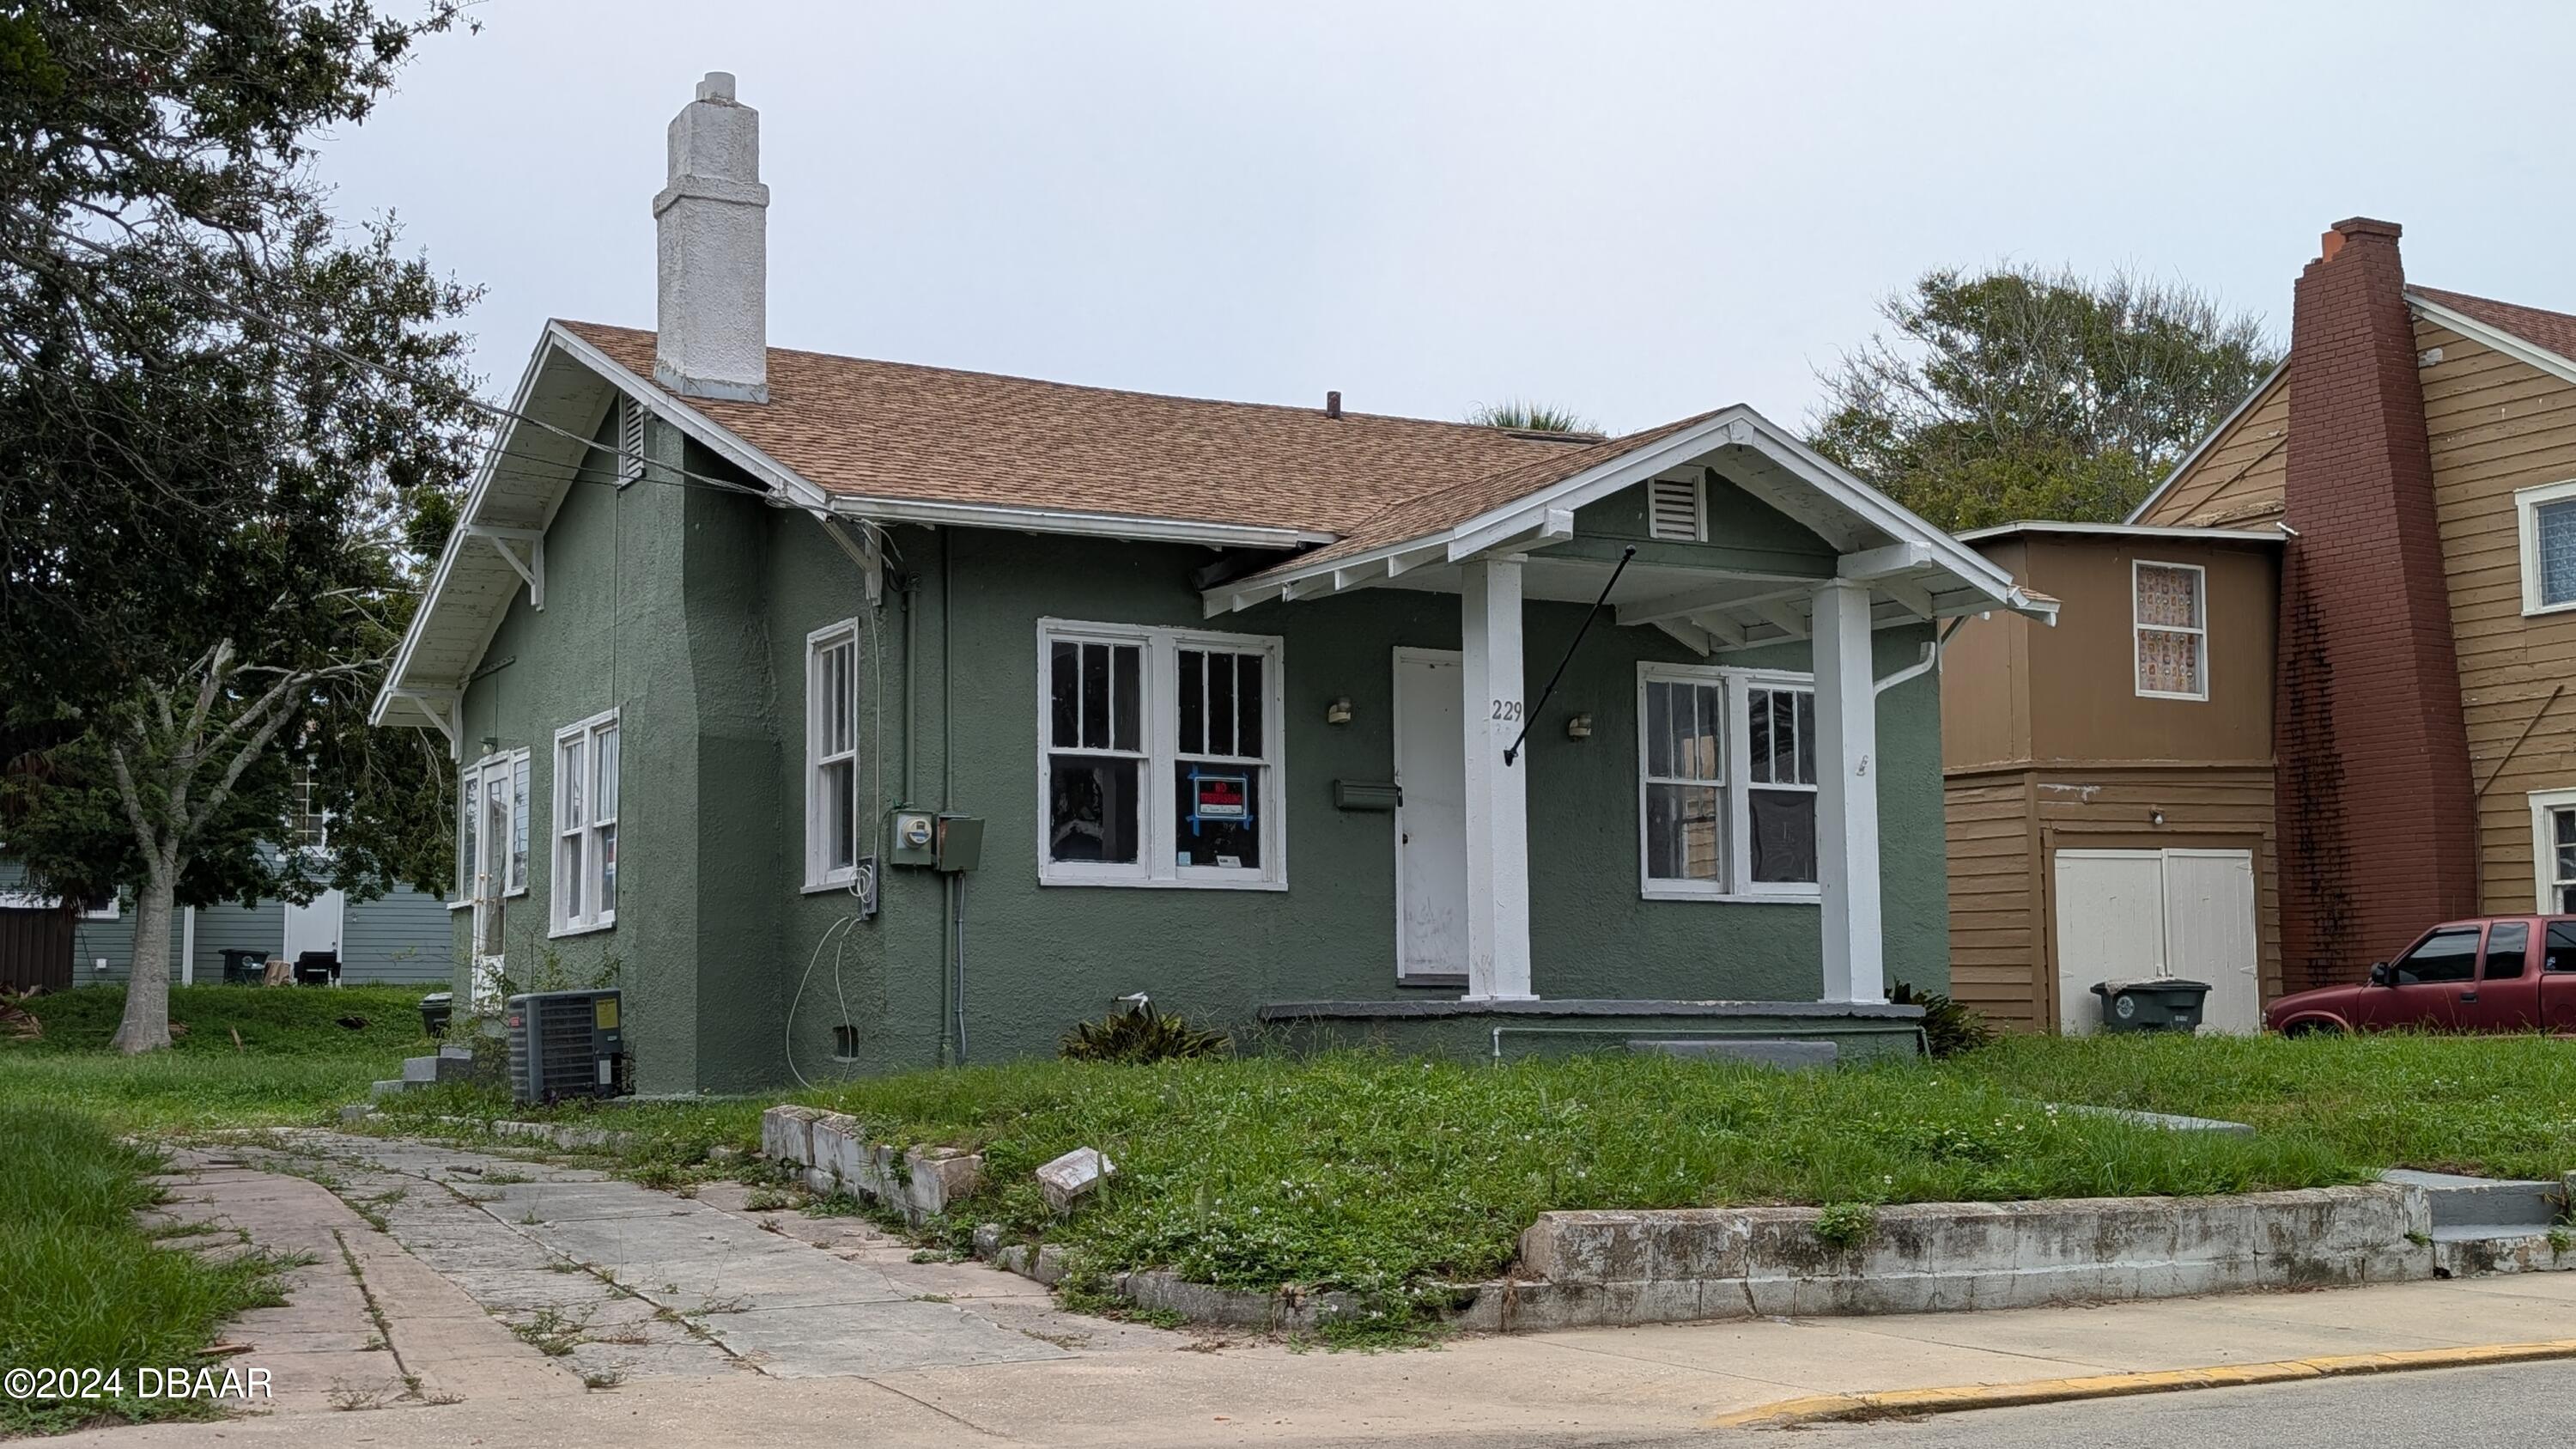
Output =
[{"x1": 504, "y1": 989, "x2": 629, "y2": 1105}]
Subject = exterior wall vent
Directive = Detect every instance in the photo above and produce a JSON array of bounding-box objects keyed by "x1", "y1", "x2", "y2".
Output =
[
  {"x1": 1647, "y1": 474, "x2": 1704, "y2": 541},
  {"x1": 617, "y1": 397, "x2": 647, "y2": 487}
]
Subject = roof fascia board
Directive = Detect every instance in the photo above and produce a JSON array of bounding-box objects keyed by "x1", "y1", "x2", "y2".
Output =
[
  {"x1": 2123, "y1": 359, "x2": 2290, "y2": 525},
  {"x1": 544, "y1": 323, "x2": 828, "y2": 511},
  {"x1": 2405, "y1": 292, "x2": 2576, "y2": 390},
  {"x1": 1956, "y1": 521, "x2": 2287, "y2": 545},
  {"x1": 372, "y1": 328, "x2": 569, "y2": 725},
  {"x1": 823, "y1": 493, "x2": 1327, "y2": 550}
]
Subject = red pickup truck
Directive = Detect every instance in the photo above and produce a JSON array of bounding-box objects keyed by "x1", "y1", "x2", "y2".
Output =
[{"x1": 2263, "y1": 916, "x2": 2576, "y2": 1035}]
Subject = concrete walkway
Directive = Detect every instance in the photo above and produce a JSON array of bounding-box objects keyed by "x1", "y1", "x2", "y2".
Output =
[{"x1": 96, "y1": 1130, "x2": 2576, "y2": 1446}]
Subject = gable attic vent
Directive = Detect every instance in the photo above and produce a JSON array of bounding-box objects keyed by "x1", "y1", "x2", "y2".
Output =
[
  {"x1": 617, "y1": 397, "x2": 647, "y2": 487},
  {"x1": 1646, "y1": 474, "x2": 1704, "y2": 542}
]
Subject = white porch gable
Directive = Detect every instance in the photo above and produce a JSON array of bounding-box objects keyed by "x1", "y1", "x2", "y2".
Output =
[{"x1": 1202, "y1": 404, "x2": 2057, "y2": 1007}]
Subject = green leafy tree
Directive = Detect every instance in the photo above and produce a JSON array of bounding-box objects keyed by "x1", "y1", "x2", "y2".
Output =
[
  {"x1": 0, "y1": 3, "x2": 479, "y2": 1050},
  {"x1": 1807, "y1": 265, "x2": 2281, "y2": 531}
]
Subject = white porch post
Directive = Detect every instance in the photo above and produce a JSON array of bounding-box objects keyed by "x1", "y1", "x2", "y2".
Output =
[
  {"x1": 1460, "y1": 557, "x2": 1535, "y2": 1001},
  {"x1": 1812, "y1": 579, "x2": 1883, "y2": 1004}
]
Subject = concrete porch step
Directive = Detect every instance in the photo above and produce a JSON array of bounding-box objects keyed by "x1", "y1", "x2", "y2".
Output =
[
  {"x1": 1628, "y1": 1038, "x2": 1838, "y2": 1070},
  {"x1": 2383, "y1": 1169, "x2": 2563, "y2": 1231}
]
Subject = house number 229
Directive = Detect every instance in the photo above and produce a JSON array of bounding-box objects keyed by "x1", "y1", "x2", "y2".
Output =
[{"x1": 1490, "y1": 699, "x2": 1523, "y2": 721}]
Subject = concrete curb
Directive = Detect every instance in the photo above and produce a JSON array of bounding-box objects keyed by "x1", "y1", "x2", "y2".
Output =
[{"x1": 1706, "y1": 1338, "x2": 2576, "y2": 1428}]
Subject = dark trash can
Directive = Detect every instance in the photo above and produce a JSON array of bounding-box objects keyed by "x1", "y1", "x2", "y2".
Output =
[
  {"x1": 218, "y1": 948, "x2": 268, "y2": 985},
  {"x1": 2092, "y1": 978, "x2": 2212, "y2": 1033},
  {"x1": 419, "y1": 991, "x2": 454, "y2": 1039}
]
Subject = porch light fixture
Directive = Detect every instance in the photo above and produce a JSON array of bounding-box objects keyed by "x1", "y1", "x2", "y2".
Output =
[
  {"x1": 1565, "y1": 713, "x2": 1594, "y2": 741},
  {"x1": 1326, "y1": 697, "x2": 1353, "y2": 726}
]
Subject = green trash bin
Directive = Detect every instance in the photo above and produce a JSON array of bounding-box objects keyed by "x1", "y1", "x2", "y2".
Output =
[{"x1": 2091, "y1": 978, "x2": 2211, "y2": 1033}]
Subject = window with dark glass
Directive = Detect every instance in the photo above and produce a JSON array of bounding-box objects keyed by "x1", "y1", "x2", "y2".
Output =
[
  {"x1": 1174, "y1": 648, "x2": 1267, "y2": 870},
  {"x1": 1642, "y1": 678, "x2": 1725, "y2": 884},
  {"x1": 2547, "y1": 922, "x2": 2576, "y2": 975},
  {"x1": 1745, "y1": 686, "x2": 1817, "y2": 884},
  {"x1": 1045, "y1": 638, "x2": 1142, "y2": 865},
  {"x1": 2482, "y1": 920, "x2": 2530, "y2": 979},
  {"x1": 2392, "y1": 926, "x2": 2481, "y2": 985}
]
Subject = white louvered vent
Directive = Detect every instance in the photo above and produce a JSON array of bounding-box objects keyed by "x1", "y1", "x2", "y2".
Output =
[
  {"x1": 1646, "y1": 475, "x2": 1703, "y2": 541},
  {"x1": 617, "y1": 397, "x2": 647, "y2": 487}
]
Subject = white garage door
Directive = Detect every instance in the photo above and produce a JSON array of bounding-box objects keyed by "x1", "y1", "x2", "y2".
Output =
[{"x1": 2051, "y1": 848, "x2": 2259, "y2": 1035}]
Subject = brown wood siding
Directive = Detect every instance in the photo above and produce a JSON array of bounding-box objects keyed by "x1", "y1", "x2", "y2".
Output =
[
  {"x1": 2415, "y1": 320, "x2": 2576, "y2": 913},
  {"x1": 1945, "y1": 764, "x2": 2281, "y2": 1032},
  {"x1": 2137, "y1": 374, "x2": 2291, "y2": 529},
  {"x1": 1943, "y1": 773, "x2": 2040, "y2": 1032}
]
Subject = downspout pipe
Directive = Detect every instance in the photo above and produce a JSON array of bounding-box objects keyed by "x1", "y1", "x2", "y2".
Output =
[{"x1": 1874, "y1": 615, "x2": 1968, "y2": 697}]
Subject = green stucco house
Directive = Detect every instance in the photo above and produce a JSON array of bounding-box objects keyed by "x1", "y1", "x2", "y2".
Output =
[{"x1": 369, "y1": 74, "x2": 2057, "y2": 1093}]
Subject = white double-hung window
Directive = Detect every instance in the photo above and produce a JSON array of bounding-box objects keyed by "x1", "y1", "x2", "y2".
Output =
[
  {"x1": 2517, "y1": 478, "x2": 2576, "y2": 616},
  {"x1": 457, "y1": 748, "x2": 529, "y2": 956},
  {"x1": 805, "y1": 621, "x2": 860, "y2": 889},
  {"x1": 552, "y1": 711, "x2": 619, "y2": 934},
  {"x1": 1038, "y1": 619, "x2": 1284, "y2": 888},
  {"x1": 2134, "y1": 560, "x2": 2208, "y2": 699},
  {"x1": 2533, "y1": 788, "x2": 2576, "y2": 915},
  {"x1": 1638, "y1": 663, "x2": 1819, "y2": 901}
]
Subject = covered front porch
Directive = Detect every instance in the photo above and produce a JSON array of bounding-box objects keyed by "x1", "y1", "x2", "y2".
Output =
[{"x1": 1205, "y1": 407, "x2": 2055, "y2": 1024}]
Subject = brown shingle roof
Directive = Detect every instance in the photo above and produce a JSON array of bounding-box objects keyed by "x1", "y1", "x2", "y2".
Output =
[
  {"x1": 1252, "y1": 410, "x2": 1724, "y2": 576},
  {"x1": 560, "y1": 321, "x2": 1588, "y2": 537},
  {"x1": 2413, "y1": 286, "x2": 2576, "y2": 362}
]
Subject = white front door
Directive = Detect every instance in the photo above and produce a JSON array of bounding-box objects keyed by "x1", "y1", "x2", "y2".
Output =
[
  {"x1": 2051, "y1": 847, "x2": 2260, "y2": 1034},
  {"x1": 283, "y1": 887, "x2": 344, "y2": 967},
  {"x1": 1394, "y1": 649, "x2": 1468, "y2": 982}
]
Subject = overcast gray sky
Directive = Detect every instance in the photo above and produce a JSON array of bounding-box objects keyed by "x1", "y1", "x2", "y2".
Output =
[{"x1": 313, "y1": 0, "x2": 2573, "y2": 436}]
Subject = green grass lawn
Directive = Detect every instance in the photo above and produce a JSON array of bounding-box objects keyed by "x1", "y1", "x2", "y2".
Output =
[
  {"x1": 381, "y1": 1030, "x2": 2576, "y2": 1332},
  {"x1": 12, "y1": 987, "x2": 2576, "y2": 1340},
  {"x1": 0, "y1": 1105, "x2": 299, "y2": 1435},
  {"x1": 0, "y1": 984, "x2": 434, "y2": 1131}
]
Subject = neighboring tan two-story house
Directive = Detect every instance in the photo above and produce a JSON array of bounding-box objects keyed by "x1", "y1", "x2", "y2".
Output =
[
  {"x1": 1941, "y1": 216, "x2": 2576, "y2": 1032},
  {"x1": 367, "y1": 75, "x2": 2052, "y2": 1093}
]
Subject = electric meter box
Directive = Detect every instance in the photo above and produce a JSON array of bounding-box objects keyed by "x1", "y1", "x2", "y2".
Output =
[{"x1": 888, "y1": 808, "x2": 938, "y2": 868}]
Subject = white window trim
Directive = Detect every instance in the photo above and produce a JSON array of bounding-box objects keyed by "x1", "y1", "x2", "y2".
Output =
[
  {"x1": 2133, "y1": 558, "x2": 2209, "y2": 702},
  {"x1": 804, "y1": 619, "x2": 861, "y2": 892},
  {"x1": 551, "y1": 709, "x2": 620, "y2": 936},
  {"x1": 1636, "y1": 661, "x2": 1822, "y2": 904},
  {"x1": 2515, "y1": 478, "x2": 2576, "y2": 617},
  {"x1": 2530, "y1": 787, "x2": 2576, "y2": 914},
  {"x1": 452, "y1": 748, "x2": 532, "y2": 911},
  {"x1": 1036, "y1": 618, "x2": 1287, "y2": 892}
]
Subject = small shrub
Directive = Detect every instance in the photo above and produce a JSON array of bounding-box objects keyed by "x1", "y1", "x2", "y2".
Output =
[
  {"x1": 1060, "y1": 1002, "x2": 1229, "y2": 1064},
  {"x1": 1890, "y1": 981, "x2": 1996, "y2": 1058},
  {"x1": 1812, "y1": 1201, "x2": 1878, "y2": 1250}
]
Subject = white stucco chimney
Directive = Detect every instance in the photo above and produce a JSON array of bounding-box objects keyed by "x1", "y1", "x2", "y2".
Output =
[{"x1": 653, "y1": 71, "x2": 769, "y2": 403}]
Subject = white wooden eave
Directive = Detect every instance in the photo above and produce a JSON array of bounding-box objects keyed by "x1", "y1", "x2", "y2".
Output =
[{"x1": 1198, "y1": 405, "x2": 2060, "y2": 652}]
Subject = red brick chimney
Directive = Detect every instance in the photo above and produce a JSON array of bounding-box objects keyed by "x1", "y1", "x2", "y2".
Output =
[{"x1": 2275, "y1": 217, "x2": 2478, "y2": 989}]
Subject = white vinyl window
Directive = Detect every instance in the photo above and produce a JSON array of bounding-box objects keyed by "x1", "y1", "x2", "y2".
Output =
[
  {"x1": 2532, "y1": 788, "x2": 2576, "y2": 915},
  {"x1": 1038, "y1": 619, "x2": 1285, "y2": 889},
  {"x1": 2133, "y1": 560, "x2": 2208, "y2": 700},
  {"x1": 2517, "y1": 478, "x2": 2576, "y2": 616},
  {"x1": 805, "y1": 621, "x2": 860, "y2": 889},
  {"x1": 1638, "y1": 664, "x2": 1819, "y2": 901},
  {"x1": 553, "y1": 711, "x2": 619, "y2": 935}
]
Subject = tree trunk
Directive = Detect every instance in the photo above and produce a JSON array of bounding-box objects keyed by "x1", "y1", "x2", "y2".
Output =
[{"x1": 109, "y1": 857, "x2": 179, "y2": 1054}]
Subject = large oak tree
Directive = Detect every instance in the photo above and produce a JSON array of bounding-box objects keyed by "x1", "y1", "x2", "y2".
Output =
[{"x1": 0, "y1": 2, "x2": 479, "y2": 1050}]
